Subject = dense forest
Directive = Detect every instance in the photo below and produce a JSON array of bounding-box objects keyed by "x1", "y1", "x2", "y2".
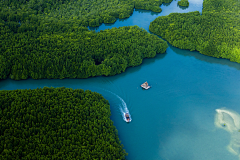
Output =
[
  {"x1": 177, "y1": 0, "x2": 189, "y2": 7},
  {"x1": 1, "y1": 0, "x2": 173, "y2": 25},
  {"x1": 0, "y1": 0, "x2": 168, "y2": 80},
  {"x1": 0, "y1": 87, "x2": 127, "y2": 159},
  {"x1": 0, "y1": 25, "x2": 168, "y2": 80},
  {"x1": 150, "y1": 0, "x2": 240, "y2": 63}
]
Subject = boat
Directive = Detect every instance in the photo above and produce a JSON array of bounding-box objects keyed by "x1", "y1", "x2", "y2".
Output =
[
  {"x1": 124, "y1": 112, "x2": 131, "y2": 122},
  {"x1": 141, "y1": 81, "x2": 150, "y2": 90}
]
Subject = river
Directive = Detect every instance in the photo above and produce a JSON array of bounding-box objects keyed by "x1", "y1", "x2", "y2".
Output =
[{"x1": 1, "y1": 0, "x2": 240, "y2": 159}]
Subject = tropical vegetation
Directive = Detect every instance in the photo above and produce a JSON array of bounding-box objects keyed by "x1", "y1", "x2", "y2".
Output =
[
  {"x1": 0, "y1": 24, "x2": 168, "y2": 80},
  {"x1": 0, "y1": 0, "x2": 168, "y2": 80},
  {"x1": 0, "y1": 87, "x2": 127, "y2": 159},
  {"x1": 149, "y1": 0, "x2": 240, "y2": 63},
  {"x1": 1, "y1": 0, "x2": 173, "y2": 26},
  {"x1": 177, "y1": 0, "x2": 189, "y2": 7}
]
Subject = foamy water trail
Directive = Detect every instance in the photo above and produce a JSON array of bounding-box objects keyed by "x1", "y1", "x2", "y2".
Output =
[
  {"x1": 103, "y1": 89, "x2": 132, "y2": 122},
  {"x1": 116, "y1": 94, "x2": 132, "y2": 122}
]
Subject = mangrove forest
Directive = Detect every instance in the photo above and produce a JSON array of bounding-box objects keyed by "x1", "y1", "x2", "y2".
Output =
[
  {"x1": 0, "y1": 87, "x2": 127, "y2": 159},
  {"x1": 149, "y1": 0, "x2": 240, "y2": 63}
]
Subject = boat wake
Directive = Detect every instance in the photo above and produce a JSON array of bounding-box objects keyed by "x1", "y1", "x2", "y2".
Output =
[
  {"x1": 114, "y1": 93, "x2": 132, "y2": 123},
  {"x1": 105, "y1": 90, "x2": 132, "y2": 123}
]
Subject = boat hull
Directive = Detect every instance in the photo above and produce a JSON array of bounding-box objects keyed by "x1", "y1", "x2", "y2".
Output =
[
  {"x1": 124, "y1": 113, "x2": 132, "y2": 123},
  {"x1": 141, "y1": 84, "x2": 151, "y2": 90}
]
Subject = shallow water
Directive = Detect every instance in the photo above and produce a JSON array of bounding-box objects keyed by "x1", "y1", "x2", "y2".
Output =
[{"x1": 1, "y1": 0, "x2": 240, "y2": 159}]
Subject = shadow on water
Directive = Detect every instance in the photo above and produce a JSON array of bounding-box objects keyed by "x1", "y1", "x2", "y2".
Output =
[
  {"x1": 169, "y1": 44, "x2": 240, "y2": 70},
  {"x1": 103, "y1": 52, "x2": 167, "y2": 82},
  {"x1": 142, "y1": 52, "x2": 167, "y2": 66},
  {"x1": 135, "y1": 9, "x2": 159, "y2": 15},
  {"x1": 0, "y1": 79, "x2": 9, "y2": 89},
  {"x1": 125, "y1": 52, "x2": 167, "y2": 74},
  {"x1": 119, "y1": 17, "x2": 129, "y2": 22},
  {"x1": 104, "y1": 23, "x2": 117, "y2": 26},
  {"x1": 162, "y1": 2, "x2": 171, "y2": 6},
  {"x1": 177, "y1": 5, "x2": 189, "y2": 10}
]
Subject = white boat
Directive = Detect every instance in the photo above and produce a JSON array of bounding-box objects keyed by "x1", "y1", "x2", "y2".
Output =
[
  {"x1": 141, "y1": 81, "x2": 151, "y2": 90},
  {"x1": 124, "y1": 112, "x2": 131, "y2": 122}
]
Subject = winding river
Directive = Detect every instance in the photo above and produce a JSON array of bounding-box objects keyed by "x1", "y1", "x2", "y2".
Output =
[{"x1": 1, "y1": 0, "x2": 240, "y2": 159}]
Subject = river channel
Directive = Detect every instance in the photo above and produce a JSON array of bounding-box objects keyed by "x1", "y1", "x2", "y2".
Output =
[{"x1": 1, "y1": 0, "x2": 240, "y2": 159}]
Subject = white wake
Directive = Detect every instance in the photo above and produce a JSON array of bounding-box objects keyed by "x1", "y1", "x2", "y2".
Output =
[{"x1": 105, "y1": 90, "x2": 132, "y2": 122}]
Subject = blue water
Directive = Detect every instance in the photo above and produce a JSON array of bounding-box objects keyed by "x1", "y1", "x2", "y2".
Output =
[
  {"x1": 89, "y1": 0, "x2": 203, "y2": 32},
  {"x1": 1, "y1": 0, "x2": 240, "y2": 159}
]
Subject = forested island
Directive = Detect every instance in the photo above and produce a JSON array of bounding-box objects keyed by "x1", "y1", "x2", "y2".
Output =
[
  {"x1": 150, "y1": 0, "x2": 240, "y2": 63},
  {"x1": 0, "y1": 87, "x2": 127, "y2": 159},
  {"x1": 0, "y1": 0, "x2": 168, "y2": 80},
  {"x1": 177, "y1": 0, "x2": 189, "y2": 7}
]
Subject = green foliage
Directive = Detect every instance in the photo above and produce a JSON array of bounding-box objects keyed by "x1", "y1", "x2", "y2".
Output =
[
  {"x1": 0, "y1": 0, "x2": 168, "y2": 80},
  {"x1": 0, "y1": 87, "x2": 127, "y2": 159},
  {"x1": 0, "y1": 55, "x2": 10, "y2": 79},
  {"x1": 0, "y1": 0, "x2": 172, "y2": 28},
  {"x1": 177, "y1": 0, "x2": 189, "y2": 7},
  {"x1": 149, "y1": 0, "x2": 240, "y2": 63},
  {"x1": 0, "y1": 24, "x2": 168, "y2": 80},
  {"x1": 134, "y1": 0, "x2": 170, "y2": 13}
]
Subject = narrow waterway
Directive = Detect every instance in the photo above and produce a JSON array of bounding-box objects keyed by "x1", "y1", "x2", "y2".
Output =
[{"x1": 1, "y1": 0, "x2": 240, "y2": 159}]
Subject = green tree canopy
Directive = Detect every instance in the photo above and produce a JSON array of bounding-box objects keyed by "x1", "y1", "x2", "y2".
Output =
[
  {"x1": 0, "y1": 0, "x2": 168, "y2": 80},
  {"x1": 150, "y1": 0, "x2": 240, "y2": 63},
  {"x1": 0, "y1": 87, "x2": 127, "y2": 159},
  {"x1": 178, "y1": 0, "x2": 189, "y2": 7}
]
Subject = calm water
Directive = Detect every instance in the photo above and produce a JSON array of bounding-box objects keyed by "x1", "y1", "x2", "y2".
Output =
[{"x1": 1, "y1": 0, "x2": 240, "y2": 159}]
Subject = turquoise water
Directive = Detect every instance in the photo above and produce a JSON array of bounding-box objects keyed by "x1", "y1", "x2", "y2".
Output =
[
  {"x1": 89, "y1": 0, "x2": 204, "y2": 32},
  {"x1": 1, "y1": 0, "x2": 240, "y2": 159}
]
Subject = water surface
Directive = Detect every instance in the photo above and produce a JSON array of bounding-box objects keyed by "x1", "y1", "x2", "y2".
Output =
[
  {"x1": 1, "y1": 0, "x2": 240, "y2": 159},
  {"x1": 89, "y1": 0, "x2": 203, "y2": 32}
]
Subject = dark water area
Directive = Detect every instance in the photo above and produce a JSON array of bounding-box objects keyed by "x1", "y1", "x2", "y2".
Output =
[{"x1": 1, "y1": 0, "x2": 240, "y2": 159}]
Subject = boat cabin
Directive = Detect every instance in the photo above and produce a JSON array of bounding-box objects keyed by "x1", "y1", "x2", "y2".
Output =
[
  {"x1": 141, "y1": 81, "x2": 150, "y2": 89},
  {"x1": 125, "y1": 113, "x2": 130, "y2": 119}
]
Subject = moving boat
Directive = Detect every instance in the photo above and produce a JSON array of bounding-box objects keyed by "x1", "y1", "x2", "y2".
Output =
[
  {"x1": 125, "y1": 112, "x2": 131, "y2": 122},
  {"x1": 141, "y1": 81, "x2": 150, "y2": 90}
]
